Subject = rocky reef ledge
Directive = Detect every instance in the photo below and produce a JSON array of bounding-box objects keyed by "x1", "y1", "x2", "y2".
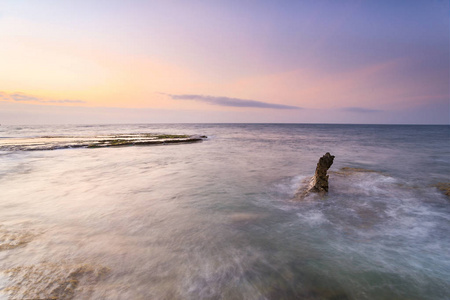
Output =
[{"x1": 0, "y1": 133, "x2": 207, "y2": 151}]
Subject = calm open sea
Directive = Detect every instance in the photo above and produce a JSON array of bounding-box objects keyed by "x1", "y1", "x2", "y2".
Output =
[{"x1": 0, "y1": 124, "x2": 449, "y2": 299}]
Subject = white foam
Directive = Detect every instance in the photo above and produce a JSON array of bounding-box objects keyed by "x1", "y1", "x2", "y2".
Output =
[
  {"x1": 297, "y1": 209, "x2": 329, "y2": 226},
  {"x1": 0, "y1": 272, "x2": 9, "y2": 300}
]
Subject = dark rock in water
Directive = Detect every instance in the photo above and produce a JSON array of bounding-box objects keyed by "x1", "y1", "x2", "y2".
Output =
[
  {"x1": 309, "y1": 152, "x2": 335, "y2": 193},
  {"x1": 295, "y1": 152, "x2": 334, "y2": 200}
]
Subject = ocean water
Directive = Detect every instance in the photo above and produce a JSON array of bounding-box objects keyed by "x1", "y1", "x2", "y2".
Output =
[{"x1": 0, "y1": 124, "x2": 449, "y2": 299}]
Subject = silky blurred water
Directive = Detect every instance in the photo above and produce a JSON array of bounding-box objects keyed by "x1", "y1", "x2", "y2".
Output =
[{"x1": 0, "y1": 124, "x2": 449, "y2": 299}]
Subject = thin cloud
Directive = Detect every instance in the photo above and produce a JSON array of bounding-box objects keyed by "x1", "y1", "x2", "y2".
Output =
[
  {"x1": 0, "y1": 92, "x2": 9, "y2": 100},
  {"x1": 341, "y1": 107, "x2": 382, "y2": 113},
  {"x1": 0, "y1": 91, "x2": 85, "y2": 104},
  {"x1": 45, "y1": 99, "x2": 86, "y2": 103},
  {"x1": 10, "y1": 93, "x2": 41, "y2": 102},
  {"x1": 163, "y1": 93, "x2": 301, "y2": 109}
]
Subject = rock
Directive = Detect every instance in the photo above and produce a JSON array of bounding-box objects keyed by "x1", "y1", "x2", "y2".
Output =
[
  {"x1": 295, "y1": 152, "x2": 335, "y2": 199},
  {"x1": 308, "y1": 152, "x2": 335, "y2": 193},
  {"x1": 0, "y1": 224, "x2": 36, "y2": 251},
  {"x1": 434, "y1": 182, "x2": 450, "y2": 198},
  {"x1": 0, "y1": 133, "x2": 205, "y2": 151},
  {"x1": 3, "y1": 263, "x2": 110, "y2": 299}
]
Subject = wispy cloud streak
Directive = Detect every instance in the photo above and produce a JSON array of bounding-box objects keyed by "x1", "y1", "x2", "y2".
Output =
[
  {"x1": 163, "y1": 93, "x2": 301, "y2": 109},
  {"x1": 341, "y1": 107, "x2": 382, "y2": 113},
  {"x1": 0, "y1": 91, "x2": 85, "y2": 104}
]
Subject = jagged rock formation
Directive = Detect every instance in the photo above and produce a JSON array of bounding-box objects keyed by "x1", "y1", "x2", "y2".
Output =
[
  {"x1": 295, "y1": 152, "x2": 335, "y2": 199},
  {"x1": 309, "y1": 152, "x2": 335, "y2": 193}
]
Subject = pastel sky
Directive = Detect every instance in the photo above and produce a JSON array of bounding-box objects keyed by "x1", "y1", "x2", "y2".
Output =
[{"x1": 0, "y1": 0, "x2": 448, "y2": 124}]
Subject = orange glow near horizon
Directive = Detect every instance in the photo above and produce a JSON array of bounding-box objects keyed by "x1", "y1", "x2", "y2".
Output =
[{"x1": 0, "y1": 1, "x2": 448, "y2": 124}]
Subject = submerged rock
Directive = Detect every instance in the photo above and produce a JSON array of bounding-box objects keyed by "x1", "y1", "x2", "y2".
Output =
[
  {"x1": 295, "y1": 152, "x2": 335, "y2": 199},
  {"x1": 434, "y1": 182, "x2": 450, "y2": 198},
  {"x1": 2, "y1": 263, "x2": 110, "y2": 299},
  {"x1": 331, "y1": 167, "x2": 381, "y2": 176},
  {"x1": 0, "y1": 224, "x2": 36, "y2": 251},
  {"x1": 228, "y1": 212, "x2": 266, "y2": 225}
]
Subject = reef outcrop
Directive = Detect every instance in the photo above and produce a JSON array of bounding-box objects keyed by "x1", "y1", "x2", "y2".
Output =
[
  {"x1": 308, "y1": 152, "x2": 335, "y2": 193},
  {"x1": 295, "y1": 152, "x2": 335, "y2": 199},
  {"x1": 0, "y1": 133, "x2": 207, "y2": 151}
]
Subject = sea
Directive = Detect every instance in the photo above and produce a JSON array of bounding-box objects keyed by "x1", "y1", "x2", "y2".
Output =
[{"x1": 0, "y1": 123, "x2": 449, "y2": 300}]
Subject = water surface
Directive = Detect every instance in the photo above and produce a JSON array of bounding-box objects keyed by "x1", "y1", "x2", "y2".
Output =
[{"x1": 0, "y1": 124, "x2": 449, "y2": 299}]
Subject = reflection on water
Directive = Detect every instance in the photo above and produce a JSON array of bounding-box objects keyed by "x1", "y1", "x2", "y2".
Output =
[{"x1": 0, "y1": 124, "x2": 449, "y2": 299}]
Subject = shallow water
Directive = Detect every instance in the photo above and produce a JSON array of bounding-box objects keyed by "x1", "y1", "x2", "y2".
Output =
[{"x1": 0, "y1": 124, "x2": 449, "y2": 299}]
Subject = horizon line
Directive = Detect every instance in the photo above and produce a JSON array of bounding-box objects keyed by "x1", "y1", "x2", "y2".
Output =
[{"x1": 1, "y1": 122, "x2": 448, "y2": 126}]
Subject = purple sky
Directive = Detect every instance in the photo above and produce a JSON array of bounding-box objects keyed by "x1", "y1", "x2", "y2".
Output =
[{"x1": 0, "y1": 0, "x2": 448, "y2": 124}]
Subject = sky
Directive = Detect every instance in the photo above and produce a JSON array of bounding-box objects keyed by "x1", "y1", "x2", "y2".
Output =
[{"x1": 0, "y1": 0, "x2": 448, "y2": 124}]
